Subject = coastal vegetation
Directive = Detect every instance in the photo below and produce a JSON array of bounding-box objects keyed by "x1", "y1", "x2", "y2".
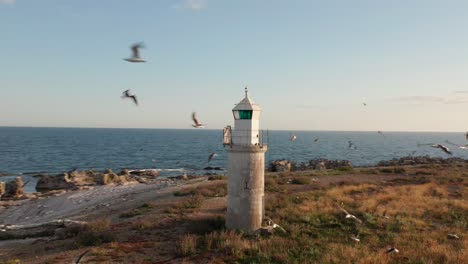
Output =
[{"x1": 0, "y1": 162, "x2": 466, "y2": 263}]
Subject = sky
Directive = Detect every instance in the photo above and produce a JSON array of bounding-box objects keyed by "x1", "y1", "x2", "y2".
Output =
[{"x1": 1, "y1": 0, "x2": 468, "y2": 132}]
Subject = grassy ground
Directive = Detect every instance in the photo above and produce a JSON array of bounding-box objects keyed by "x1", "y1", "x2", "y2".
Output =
[{"x1": 0, "y1": 164, "x2": 466, "y2": 264}]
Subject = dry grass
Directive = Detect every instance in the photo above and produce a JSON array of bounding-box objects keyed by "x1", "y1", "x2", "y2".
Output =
[
  {"x1": 69, "y1": 218, "x2": 116, "y2": 247},
  {"x1": 3, "y1": 164, "x2": 466, "y2": 264},
  {"x1": 174, "y1": 164, "x2": 467, "y2": 263},
  {"x1": 176, "y1": 234, "x2": 198, "y2": 257},
  {"x1": 174, "y1": 182, "x2": 227, "y2": 198}
]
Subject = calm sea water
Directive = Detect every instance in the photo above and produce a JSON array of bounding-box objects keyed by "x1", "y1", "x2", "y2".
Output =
[{"x1": 1, "y1": 127, "x2": 467, "y2": 192}]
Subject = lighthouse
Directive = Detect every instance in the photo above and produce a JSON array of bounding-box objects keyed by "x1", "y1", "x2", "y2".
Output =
[{"x1": 223, "y1": 88, "x2": 268, "y2": 233}]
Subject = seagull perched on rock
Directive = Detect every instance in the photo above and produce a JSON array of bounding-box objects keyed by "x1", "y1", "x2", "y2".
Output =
[
  {"x1": 124, "y1": 42, "x2": 146, "y2": 63},
  {"x1": 121, "y1": 90, "x2": 138, "y2": 105},
  {"x1": 338, "y1": 206, "x2": 362, "y2": 223},
  {"x1": 191, "y1": 112, "x2": 204, "y2": 128},
  {"x1": 386, "y1": 247, "x2": 399, "y2": 254},
  {"x1": 445, "y1": 140, "x2": 468, "y2": 150},
  {"x1": 290, "y1": 135, "x2": 297, "y2": 141},
  {"x1": 207, "y1": 152, "x2": 218, "y2": 163}
]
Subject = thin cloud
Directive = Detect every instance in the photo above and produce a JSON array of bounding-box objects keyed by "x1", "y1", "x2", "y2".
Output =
[
  {"x1": 393, "y1": 95, "x2": 468, "y2": 105},
  {"x1": 175, "y1": 0, "x2": 207, "y2": 11},
  {"x1": 0, "y1": 0, "x2": 16, "y2": 5},
  {"x1": 296, "y1": 104, "x2": 328, "y2": 109},
  {"x1": 452, "y1": 90, "x2": 468, "y2": 94}
]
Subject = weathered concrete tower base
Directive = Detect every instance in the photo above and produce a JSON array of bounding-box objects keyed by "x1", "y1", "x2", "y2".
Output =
[
  {"x1": 224, "y1": 88, "x2": 267, "y2": 234},
  {"x1": 226, "y1": 145, "x2": 268, "y2": 233}
]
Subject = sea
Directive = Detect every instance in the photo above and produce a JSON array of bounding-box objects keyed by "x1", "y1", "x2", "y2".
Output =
[{"x1": 1, "y1": 127, "x2": 467, "y2": 193}]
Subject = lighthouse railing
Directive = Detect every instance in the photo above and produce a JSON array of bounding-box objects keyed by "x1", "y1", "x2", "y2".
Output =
[{"x1": 222, "y1": 127, "x2": 267, "y2": 148}]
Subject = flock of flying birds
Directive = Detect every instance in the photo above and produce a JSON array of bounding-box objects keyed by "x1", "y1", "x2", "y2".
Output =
[
  {"x1": 121, "y1": 42, "x2": 468, "y2": 161},
  {"x1": 121, "y1": 43, "x2": 215, "y2": 163},
  {"x1": 120, "y1": 42, "x2": 466, "y2": 252},
  {"x1": 290, "y1": 127, "x2": 468, "y2": 156}
]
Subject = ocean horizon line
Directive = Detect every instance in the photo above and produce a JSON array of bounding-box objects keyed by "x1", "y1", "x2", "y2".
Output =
[{"x1": 0, "y1": 125, "x2": 465, "y2": 134}]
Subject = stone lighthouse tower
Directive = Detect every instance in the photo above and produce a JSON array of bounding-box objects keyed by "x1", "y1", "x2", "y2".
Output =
[{"x1": 223, "y1": 88, "x2": 268, "y2": 233}]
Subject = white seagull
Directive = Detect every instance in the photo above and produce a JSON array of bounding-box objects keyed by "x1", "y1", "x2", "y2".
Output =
[
  {"x1": 290, "y1": 135, "x2": 297, "y2": 141},
  {"x1": 264, "y1": 217, "x2": 287, "y2": 233},
  {"x1": 447, "y1": 234, "x2": 460, "y2": 240},
  {"x1": 378, "y1": 131, "x2": 386, "y2": 138},
  {"x1": 191, "y1": 112, "x2": 204, "y2": 128},
  {"x1": 418, "y1": 143, "x2": 452, "y2": 155},
  {"x1": 124, "y1": 42, "x2": 146, "y2": 63},
  {"x1": 121, "y1": 90, "x2": 138, "y2": 105},
  {"x1": 207, "y1": 152, "x2": 218, "y2": 163},
  {"x1": 445, "y1": 140, "x2": 468, "y2": 150},
  {"x1": 350, "y1": 233, "x2": 360, "y2": 242},
  {"x1": 338, "y1": 206, "x2": 362, "y2": 223},
  {"x1": 431, "y1": 144, "x2": 452, "y2": 155},
  {"x1": 386, "y1": 247, "x2": 399, "y2": 254}
]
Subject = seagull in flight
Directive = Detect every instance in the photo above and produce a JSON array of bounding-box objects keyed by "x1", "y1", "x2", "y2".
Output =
[
  {"x1": 348, "y1": 141, "x2": 357, "y2": 150},
  {"x1": 290, "y1": 135, "x2": 297, "y2": 141},
  {"x1": 363, "y1": 102, "x2": 367, "y2": 106},
  {"x1": 417, "y1": 143, "x2": 452, "y2": 155},
  {"x1": 121, "y1": 90, "x2": 138, "y2": 105},
  {"x1": 314, "y1": 138, "x2": 319, "y2": 142},
  {"x1": 338, "y1": 206, "x2": 362, "y2": 223},
  {"x1": 191, "y1": 112, "x2": 205, "y2": 128},
  {"x1": 445, "y1": 140, "x2": 468, "y2": 150},
  {"x1": 432, "y1": 144, "x2": 452, "y2": 155},
  {"x1": 124, "y1": 42, "x2": 146, "y2": 63},
  {"x1": 207, "y1": 152, "x2": 218, "y2": 163},
  {"x1": 378, "y1": 131, "x2": 385, "y2": 138}
]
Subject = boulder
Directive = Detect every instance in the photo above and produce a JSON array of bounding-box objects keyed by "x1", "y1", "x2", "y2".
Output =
[
  {"x1": 120, "y1": 169, "x2": 130, "y2": 175},
  {"x1": 130, "y1": 169, "x2": 159, "y2": 178},
  {"x1": 4, "y1": 177, "x2": 24, "y2": 198},
  {"x1": 36, "y1": 174, "x2": 75, "y2": 191},
  {"x1": 203, "y1": 166, "x2": 223, "y2": 171},
  {"x1": 376, "y1": 156, "x2": 468, "y2": 167},
  {"x1": 0, "y1": 182, "x2": 5, "y2": 198},
  {"x1": 314, "y1": 161, "x2": 326, "y2": 170},
  {"x1": 100, "y1": 170, "x2": 119, "y2": 185},
  {"x1": 101, "y1": 170, "x2": 135, "y2": 185},
  {"x1": 268, "y1": 160, "x2": 293, "y2": 172}
]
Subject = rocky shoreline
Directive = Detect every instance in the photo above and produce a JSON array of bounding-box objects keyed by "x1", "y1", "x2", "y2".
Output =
[
  {"x1": 2, "y1": 155, "x2": 467, "y2": 200},
  {"x1": 268, "y1": 155, "x2": 468, "y2": 172}
]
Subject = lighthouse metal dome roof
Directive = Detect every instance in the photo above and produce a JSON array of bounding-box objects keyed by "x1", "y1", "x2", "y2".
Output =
[{"x1": 232, "y1": 88, "x2": 262, "y2": 111}]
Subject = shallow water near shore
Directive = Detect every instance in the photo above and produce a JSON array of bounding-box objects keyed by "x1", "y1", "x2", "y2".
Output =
[{"x1": 1, "y1": 127, "x2": 467, "y2": 192}]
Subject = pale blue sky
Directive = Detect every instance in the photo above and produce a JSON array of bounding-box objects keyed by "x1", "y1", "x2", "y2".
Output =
[{"x1": 1, "y1": 0, "x2": 468, "y2": 131}]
